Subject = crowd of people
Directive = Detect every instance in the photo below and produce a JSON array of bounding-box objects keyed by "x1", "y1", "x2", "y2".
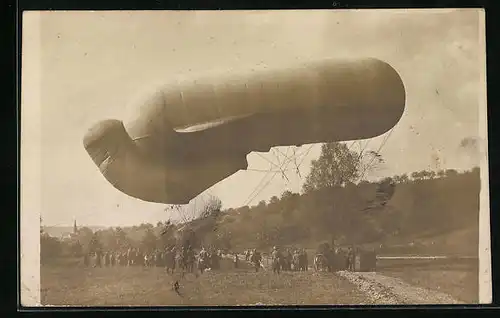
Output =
[
  {"x1": 82, "y1": 245, "x2": 223, "y2": 274},
  {"x1": 236, "y1": 247, "x2": 309, "y2": 274},
  {"x1": 81, "y1": 244, "x2": 375, "y2": 274},
  {"x1": 313, "y1": 245, "x2": 377, "y2": 272},
  {"x1": 237, "y1": 244, "x2": 374, "y2": 273}
]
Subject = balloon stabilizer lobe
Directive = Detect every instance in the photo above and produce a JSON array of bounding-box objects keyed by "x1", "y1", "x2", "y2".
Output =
[{"x1": 83, "y1": 58, "x2": 406, "y2": 205}]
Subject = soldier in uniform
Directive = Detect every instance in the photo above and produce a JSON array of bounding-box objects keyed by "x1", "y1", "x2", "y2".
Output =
[
  {"x1": 271, "y1": 246, "x2": 282, "y2": 274},
  {"x1": 83, "y1": 252, "x2": 89, "y2": 267},
  {"x1": 110, "y1": 251, "x2": 116, "y2": 267},
  {"x1": 95, "y1": 250, "x2": 102, "y2": 268},
  {"x1": 347, "y1": 247, "x2": 355, "y2": 271},
  {"x1": 303, "y1": 249, "x2": 309, "y2": 271},
  {"x1": 233, "y1": 252, "x2": 239, "y2": 269},
  {"x1": 211, "y1": 250, "x2": 220, "y2": 270},
  {"x1": 285, "y1": 249, "x2": 293, "y2": 271},
  {"x1": 126, "y1": 248, "x2": 132, "y2": 266},
  {"x1": 251, "y1": 248, "x2": 262, "y2": 272},
  {"x1": 103, "y1": 251, "x2": 110, "y2": 267}
]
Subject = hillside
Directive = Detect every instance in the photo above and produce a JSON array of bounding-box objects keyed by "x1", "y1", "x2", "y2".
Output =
[
  {"x1": 41, "y1": 168, "x2": 480, "y2": 261},
  {"x1": 214, "y1": 167, "x2": 480, "y2": 255}
]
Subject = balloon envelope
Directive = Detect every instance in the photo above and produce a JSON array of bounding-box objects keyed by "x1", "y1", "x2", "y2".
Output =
[{"x1": 83, "y1": 58, "x2": 406, "y2": 204}]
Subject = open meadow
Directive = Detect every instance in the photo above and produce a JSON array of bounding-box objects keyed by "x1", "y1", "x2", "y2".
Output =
[
  {"x1": 41, "y1": 256, "x2": 477, "y2": 306},
  {"x1": 41, "y1": 259, "x2": 373, "y2": 306},
  {"x1": 377, "y1": 257, "x2": 478, "y2": 303}
]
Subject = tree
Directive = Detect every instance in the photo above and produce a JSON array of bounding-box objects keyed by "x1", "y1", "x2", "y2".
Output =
[
  {"x1": 199, "y1": 195, "x2": 223, "y2": 219},
  {"x1": 280, "y1": 190, "x2": 295, "y2": 200},
  {"x1": 75, "y1": 226, "x2": 94, "y2": 251},
  {"x1": 399, "y1": 174, "x2": 409, "y2": 183},
  {"x1": 420, "y1": 170, "x2": 431, "y2": 180},
  {"x1": 411, "y1": 171, "x2": 423, "y2": 181},
  {"x1": 256, "y1": 200, "x2": 267, "y2": 209},
  {"x1": 114, "y1": 227, "x2": 131, "y2": 250},
  {"x1": 471, "y1": 166, "x2": 480, "y2": 175},
  {"x1": 269, "y1": 196, "x2": 280, "y2": 205},
  {"x1": 177, "y1": 227, "x2": 200, "y2": 250},
  {"x1": 237, "y1": 206, "x2": 250, "y2": 214},
  {"x1": 40, "y1": 232, "x2": 62, "y2": 263},
  {"x1": 88, "y1": 232, "x2": 103, "y2": 254},
  {"x1": 140, "y1": 223, "x2": 154, "y2": 230},
  {"x1": 70, "y1": 240, "x2": 83, "y2": 257},
  {"x1": 302, "y1": 142, "x2": 363, "y2": 193},
  {"x1": 437, "y1": 170, "x2": 446, "y2": 178},
  {"x1": 317, "y1": 242, "x2": 331, "y2": 255},
  {"x1": 141, "y1": 228, "x2": 158, "y2": 253},
  {"x1": 173, "y1": 195, "x2": 224, "y2": 250},
  {"x1": 215, "y1": 230, "x2": 232, "y2": 251},
  {"x1": 158, "y1": 224, "x2": 177, "y2": 249},
  {"x1": 374, "y1": 177, "x2": 396, "y2": 207},
  {"x1": 445, "y1": 169, "x2": 459, "y2": 178}
]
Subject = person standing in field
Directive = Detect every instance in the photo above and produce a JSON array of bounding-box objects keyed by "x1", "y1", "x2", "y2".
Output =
[
  {"x1": 347, "y1": 247, "x2": 355, "y2": 271},
  {"x1": 271, "y1": 246, "x2": 283, "y2": 274},
  {"x1": 233, "y1": 252, "x2": 239, "y2": 269},
  {"x1": 104, "y1": 252, "x2": 109, "y2": 267},
  {"x1": 95, "y1": 250, "x2": 102, "y2": 268},
  {"x1": 251, "y1": 249, "x2": 262, "y2": 272},
  {"x1": 110, "y1": 252, "x2": 116, "y2": 267},
  {"x1": 126, "y1": 248, "x2": 132, "y2": 266},
  {"x1": 83, "y1": 252, "x2": 89, "y2": 267}
]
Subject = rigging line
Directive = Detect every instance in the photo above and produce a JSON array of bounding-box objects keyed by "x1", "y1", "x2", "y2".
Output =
[
  {"x1": 258, "y1": 150, "x2": 292, "y2": 177},
  {"x1": 245, "y1": 170, "x2": 281, "y2": 206},
  {"x1": 243, "y1": 167, "x2": 275, "y2": 206},
  {"x1": 248, "y1": 147, "x2": 309, "y2": 176},
  {"x1": 347, "y1": 140, "x2": 357, "y2": 152},
  {"x1": 246, "y1": 168, "x2": 296, "y2": 172},
  {"x1": 293, "y1": 140, "x2": 356, "y2": 181},
  {"x1": 354, "y1": 139, "x2": 373, "y2": 172},
  {"x1": 179, "y1": 204, "x2": 189, "y2": 223},
  {"x1": 359, "y1": 139, "x2": 372, "y2": 156},
  {"x1": 275, "y1": 147, "x2": 296, "y2": 164},
  {"x1": 257, "y1": 145, "x2": 300, "y2": 176},
  {"x1": 284, "y1": 145, "x2": 300, "y2": 178},
  {"x1": 256, "y1": 153, "x2": 283, "y2": 170},
  {"x1": 295, "y1": 144, "x2": 316, "y2": 171},
  {"x1": 273, "y1": 149, "x2": 284, "y2": 175},
  {"x1": 243, "y1": 147, "x2": 299, "y2": 205},
  {"x1": 245, "y1": 147, "x2": 297, "y2": 206},
  {"x1": 176, "y1": 206, "x2": 186, "y2": 223},
  {"x1": 246, "y1": 156, "x2": 295, "y2": 206},
  {"x1": 280, "y1": 147, "x2": 291, "y2": 182},
  {"x1": 292, "y1": 147, "x2": 301, "y2": 178},
  {"x1": 359, "y1": 127, "x2": 395, "y2": 181},
  {"x1": 273, "y1": 148, "x2": 281, "y2": 166}
]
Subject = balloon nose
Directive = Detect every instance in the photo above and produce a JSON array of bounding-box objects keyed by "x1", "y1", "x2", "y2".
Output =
[{"x1": 83, "y1": 119, "x2": 133, "y2": 167}]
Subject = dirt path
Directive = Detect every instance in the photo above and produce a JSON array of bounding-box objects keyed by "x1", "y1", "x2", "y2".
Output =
[
  {"x1": 222, "y1": 254, "x2": 468, "y2": 305},
  {"x1": 337, "y1": 270, "x2": 465, "y2": 304}
]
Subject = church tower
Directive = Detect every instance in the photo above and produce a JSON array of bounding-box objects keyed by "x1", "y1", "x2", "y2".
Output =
[{"x1": 73, "y1": 219, "x2": 78, "y2": 234}]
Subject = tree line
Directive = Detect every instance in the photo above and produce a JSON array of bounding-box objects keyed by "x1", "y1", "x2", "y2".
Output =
[{"x1": 41, "y1": 141, "x2": 480, "y2": 263}]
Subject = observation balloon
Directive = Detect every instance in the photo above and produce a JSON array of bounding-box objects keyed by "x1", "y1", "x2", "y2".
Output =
[{"x1": 83, "y1": 58, "x2": 406, "y2": 204}]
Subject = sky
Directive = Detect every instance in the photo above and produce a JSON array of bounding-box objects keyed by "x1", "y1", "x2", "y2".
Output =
[{"x1": 22, "y1": 9, "x2": 485, "y2": 227}]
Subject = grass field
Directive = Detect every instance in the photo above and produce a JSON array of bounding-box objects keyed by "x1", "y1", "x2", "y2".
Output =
[
  {"x1": 377, "y1": 258, "x2": 478, "y2": 303},
  {"x1": 41, "y1": 259, "x2": 373, "y2": 306}
]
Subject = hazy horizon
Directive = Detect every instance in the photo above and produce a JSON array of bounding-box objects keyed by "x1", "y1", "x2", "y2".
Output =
[{"x1": 23, "y1": 9, "x2": 485, "y2": 227}]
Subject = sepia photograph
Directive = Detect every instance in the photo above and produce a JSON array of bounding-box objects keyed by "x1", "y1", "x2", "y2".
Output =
[{"x1": 20, "y1": 9, "x2": 490, "y2": 306}]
